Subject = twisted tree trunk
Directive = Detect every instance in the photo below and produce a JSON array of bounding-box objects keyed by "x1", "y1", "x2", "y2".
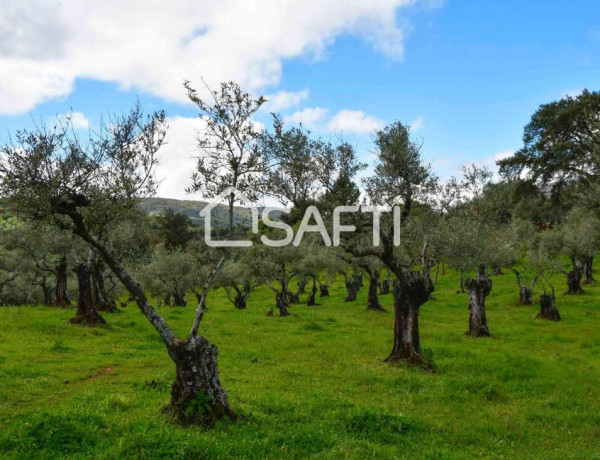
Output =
[
  {"x1": 366, "y1": 269, "x2": 384, "y2": 311},
  {"x1": 53, "y1": 254, "x2": 70, "y2": 308},
  {"x1": 296, "y1": 278, "x2": 307, "y2": 295},
  {"x1": 70, "y1": 262, "x2": 105, "y2": 326},
  {"x1": 319, "y1": 284, "x2": 330, "y2": 297},
  {"x1": 380, "y1": 278, "x2": 390, "y2": 295},
  {"x1": 344, "y1": 278, "x2": 359, "y2": 302},
  {"x1": 537, "y1": 295, "x2": 560, "y2": 321},
  {"x1": 566, "y1": 268, "x2": 584, "y2": 294},
  {"x1": 465, "y1": 266, "x2": 492, "y2": 337},
  {"x1": 164, "y1": 336, "x2": 236, "y2": 425},
  {"x1": 91, "y1": 257, "x2": 118, "y2": 312},
  {"x1": 519, "y1": 286, "x2": 533, "y2": 305},
  {"x1": 230, "y1": 284, "x2": 250, "y2": 310},
  {"x1": 276, "y1": 292, "x2": 290, "y2": 316},
  {"x1": 386, "y1": 274, "x2": 432, "y2": 364},
  {"x1": 171, "y1": 290, "x2": 187, "y2": 307},
  {"x1": 579, "y1": 256, "x2": 594, "y2": 284},
  {"x1": 306, "y1": 277, "x2": 318, "y2": 306}
]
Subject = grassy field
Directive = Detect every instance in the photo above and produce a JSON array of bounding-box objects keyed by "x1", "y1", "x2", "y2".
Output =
[{"x1": 1, "y1": 267, "x2": 599, "y2": 459}]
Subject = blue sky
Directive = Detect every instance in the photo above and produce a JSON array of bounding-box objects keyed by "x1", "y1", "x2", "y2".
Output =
[{"x1": 1, "y1": 0, "x2": 599, "y2": 199}]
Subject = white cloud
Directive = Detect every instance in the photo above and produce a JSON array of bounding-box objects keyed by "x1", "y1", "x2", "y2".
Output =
[
  {"x1": 328, "y1": 109, "x2": 384, "y2": 134},
  {"x1": 68, "y1": 112, "x2": 90, "y2": 129},
  {"x1": 155, "y1": 116, "x2": 203, "y2": 200},
  {"x1": 284, "y1": 107, "x2": 328, "y2": 128},
  {"x1": 431, "y1": 149, "x2": 515, "y2": 182},
  {"x1": 474, "y1": 149, "x2": 514, "y2": 178},
  {"x1": 409, "y1": 115, "x2": 424, "y2": 132},
  {"x1": 0, "y1": 0, "x2": 439, "y2": 115},
  {"x1": 264, "y1": 89, "x2": 309, "y2": 112}
]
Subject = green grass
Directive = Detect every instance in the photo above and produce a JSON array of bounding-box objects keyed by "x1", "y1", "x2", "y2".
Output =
[{"x1": 1, "y1": 268, "x2": 600, "y2": 459}]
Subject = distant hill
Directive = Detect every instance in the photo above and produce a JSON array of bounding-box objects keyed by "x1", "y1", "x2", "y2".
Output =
[
  {"x1": 139, "y1": 197, "x2": 257, "y2": 227},
  {"x1": 0, "y1": 196, "x2": 276, "y2": 228}
]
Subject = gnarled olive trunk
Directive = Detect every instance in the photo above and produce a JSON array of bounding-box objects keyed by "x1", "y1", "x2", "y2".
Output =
[
  {"x1": 465, "y1": 266, "x2": 492, "y2": 337},
  {"x1": 288, "y1": 291, "x2": 300, "y2": 304},
  {"x1": 537, "y1": 295, "x2": 560, "y2": 321},
  {"x1": 319, "y1": 284, "x2": 330, "y2": 297},
  {"x1": 171, "y1": 290, "x2": 187, "y2": 307},
  {"x1": 380, "y1": 278, "x2": 390, "y2": 295},
  {"x1": 566, "y1": 268, "x2": 584, "y2": 294},
  {"x1": 70, "y1": 262, "x2": 105, "y2": 326},
  {"x1": 296, "y1": 279, "x2": 307, "y2": 295},
  {"x1": 91, "y1": 257, "x2": 118, "y2": 312},
  {"x1": 519, "y1": 286, "x2": 533, "y2": 305},
  {"x1": 344, "y1": 278, "x2": 359, "y2": 302},
  {"x1": 579, "y1": 256, "x2": 594, "y2": 284},
  {"x1": 53, "y1": 254, "x2": 70, "y2": 308},
  {"x1": 231, "y1": 285, "x2": 250, "y2": 310},
  {"x1": 276, "y1": 292, "x2": 290, "y2": 316},
  {"x1": 367, "y1": 270, "x2": 384, "y2": 311},
  {"x1": 37, "y1": 276, "x2": 53, "y2": 306},
  {"x1": 306, "y1": 277, "x2": 318, "y2": 306},
  {"x1": 386, "y1": 274, "x2": 432, "y2": 364},
  {"x1": 164, "y1": 336, "x2": 236, "y2": 425}
]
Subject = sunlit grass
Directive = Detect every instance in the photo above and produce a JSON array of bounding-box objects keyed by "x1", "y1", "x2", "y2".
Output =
[{"x1": 0, "y1": 266, "x2": 599, "y2": 458}]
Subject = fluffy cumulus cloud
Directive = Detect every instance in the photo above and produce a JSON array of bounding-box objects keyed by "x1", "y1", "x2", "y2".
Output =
[
  {"x1": 284, "y1": 107, "x2": 328, "y2": 128},
  {"x1": 263, "y1": 89, "x2": 309, "y2": 112},
  {"x1": 154, "y1": 116, "x2": 203, "y2": 200},
  {"x1": 328, "y1": 109, "x2": 384, "y2": 134},
  {"x1": 0, "y1": 0, "x2": 434, "y2": 115}
]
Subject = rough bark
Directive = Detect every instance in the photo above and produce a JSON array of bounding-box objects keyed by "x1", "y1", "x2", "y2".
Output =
[
  {"x1": 465, "y1": 266, "x2": 492, "y2": 337},
  {"x1": 39, "y1": 277, "x2": 53, "y2": 306},
  {"x1": 566, "y1": 268, "x2": 584, "y2": 294},
  {"x1": 62, "y1": 206, "x2": 233, "y2": 426},
  {"x1": 91, "y1": 257, "x2": 118, "y2": 312},
  {"x1": 276, "y1": 292, "x2": 290, "y2": 316},
  {"x1": 344, "y1": 278, "x2": 359, "y2": 302},
  {"x1": 296, "y1": 279, "x2": 307, "y2": 295},
  {"x1": 537, "y1": 295, "x2": 560, "y2": 321},
  {"x1": 288, "y1": 291, "x2": 300, "y2": 304},
  {"x1": 171, "y1": 290, "x2": 187, "y2": 307},
  {"x1": 519, "y1": 286, "x2": 533, "y2": 305},
  {"x1": 164, "y1": 336, "x2": 236, "y2": 425},
  {"x1": 319, "y1": 284, "x2": 330, "y2": 297},
  {"x1": 70, "y1": 262, "x2": 106, "y2": 326},
  {"x1": 53, "y1": 254, "x2": 70, "y2": 308},
  {"x1": 386, "y1": 274, "x2": 432, "y2": 364},
  {"x1": 306, "y1": 277, "x2": 319, "y2": 306},
  {"x1": 380, "y1": 278, "x2": 390, "y2": 295},
  {"x1": 579, "y1": 256, "x2": 594, "y2": 284},
  {"x1": 228, "y1": 284, "x2": 250, "y2": 310},
  {"x1": 366, "y1": 270, "x2": 385, "y2": 311}
]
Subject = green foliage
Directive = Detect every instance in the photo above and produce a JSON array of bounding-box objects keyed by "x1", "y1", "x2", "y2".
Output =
[
  {"x1": 498, "y1": 89, "x2": 600, "y2": 203},
  {"x1": 156, "y1": 208, "x2": 194, "y2": 251}
]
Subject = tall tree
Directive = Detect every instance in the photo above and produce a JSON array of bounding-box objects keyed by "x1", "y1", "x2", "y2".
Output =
[
  {"x1": 185, "y1": 80, "x2": 266, "y2": 236},
  {"x1": 437, "y1": 167, "x2": 511, "y2": 337},
  {"x1": 498, "y1": 90, "x2": 600, "y2": 205},
  {"x1": 345, "y1": 121, "x2": 437, "y2": 365}
]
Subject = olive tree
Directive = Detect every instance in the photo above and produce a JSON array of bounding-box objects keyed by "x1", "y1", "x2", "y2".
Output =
[
  {"x1": 0, "y1": 106, "x2": 235, "y2": 426},
  {"x1": 344, "y1": 121, "x2": 437, "y2": 365}
]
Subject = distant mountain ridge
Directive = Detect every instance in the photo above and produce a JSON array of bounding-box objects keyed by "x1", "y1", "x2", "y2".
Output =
[{"x1": 139, "y1": 197, "x2": 258, "y2": 227}]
